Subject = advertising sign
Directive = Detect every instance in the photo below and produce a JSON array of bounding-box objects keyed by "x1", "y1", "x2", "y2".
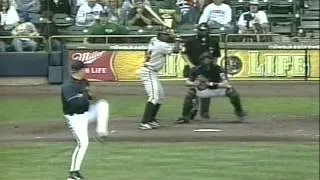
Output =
[
  {"x1": 68, "y1": 48, "x2": 319, "y2": 81},
  {"x1": 68, "y1": 50, "x2": 118, "y2": 81}
]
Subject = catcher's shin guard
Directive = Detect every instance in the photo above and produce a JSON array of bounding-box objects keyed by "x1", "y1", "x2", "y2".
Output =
[
  {"x1": 200, "y1": 98, "x2": 210, "y2": 118},
  {"x1": 181, "y1": 88, "x2": 197, "y2": 121},
  {"x1": 141, "y1": 102, "x2": 156, "y2": 123},
  {"x1": 190, "y1": 97, "x2": 199, "y2": 120},
  {"x1": 226, "y1": 87, "x2": 244, "y2": 114}
]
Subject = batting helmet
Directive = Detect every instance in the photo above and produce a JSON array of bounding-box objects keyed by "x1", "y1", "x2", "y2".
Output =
[{"x1": 157, "y1": 27, "x2": 176, "y2": 43}]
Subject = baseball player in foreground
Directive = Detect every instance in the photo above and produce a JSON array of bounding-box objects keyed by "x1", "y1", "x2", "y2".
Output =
[
  {"x1": 181, "y1": 23, "x2": 221, "y2": 120},
  {"x1": 176, "y1": 52, "x2": 247, "y2": 124},
  {"x1": 61, "y1": 60, "x2": 109, "y2": 180},
  {"x1": 138, "y1": 28, "x2": 180, "y2": 130}
]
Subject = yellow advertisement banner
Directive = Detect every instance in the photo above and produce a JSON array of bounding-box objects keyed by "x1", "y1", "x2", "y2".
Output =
[
  {"x1": 112, "y1": 50, "x2": 319, "y2": 81},
  {"x1": 222, "y1": 50, "x2": 320, "y2": 80}
]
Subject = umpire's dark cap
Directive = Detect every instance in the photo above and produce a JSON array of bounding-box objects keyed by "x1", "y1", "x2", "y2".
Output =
[
  {"x1": 71, "y1": 61, "x2": 87, "y2": 71},
  {"x1": 197, "y1": 23, "x2": 209, "y2": 31}
]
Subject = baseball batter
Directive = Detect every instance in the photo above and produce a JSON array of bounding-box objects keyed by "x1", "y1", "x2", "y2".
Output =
[
  {"x1": 61, "y1": 61, "x2": 109, "y2": 180},
  {"x1": 138, "y1": 28, "x2": 180, "y2": 130},
  {"x1": 176, "y1": 52, "x2": 246, "y2": 123}
]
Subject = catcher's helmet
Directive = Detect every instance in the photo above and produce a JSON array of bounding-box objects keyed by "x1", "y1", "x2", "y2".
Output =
[
  {"x1": 157, "y1": 27, "x2": 176, "y2": 43},
  {"x1": 199, "y1": 52, "x2": 214, "y2": 67},
  {"x1": 199, "y1": 52, "x2": 213, "y2": 61}
]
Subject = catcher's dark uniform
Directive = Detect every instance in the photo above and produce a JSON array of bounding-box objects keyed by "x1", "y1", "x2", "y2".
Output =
[
  {"x1": 182, "y1": 32, "x2": 221, "y2": 119},
  {"x1": 176, "y1": 54, "x2": 246, "y2": 124}
]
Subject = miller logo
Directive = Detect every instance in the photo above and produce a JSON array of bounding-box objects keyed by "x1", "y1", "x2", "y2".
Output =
[{"x1": 71, "y1": 51, "x2": 106, "y2": 64}]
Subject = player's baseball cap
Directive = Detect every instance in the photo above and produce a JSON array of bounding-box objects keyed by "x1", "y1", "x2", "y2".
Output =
[{"x1": 71, "y1": 61, "x2": 87, "y2": 72}]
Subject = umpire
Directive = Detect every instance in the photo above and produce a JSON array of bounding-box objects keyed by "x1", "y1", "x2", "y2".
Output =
[{"x1": 181, "y1": 22, "x2": 221, "y2": 120}]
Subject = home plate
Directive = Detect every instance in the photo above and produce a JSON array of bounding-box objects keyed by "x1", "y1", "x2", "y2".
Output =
[{"x1": 193, "y1": 129, "x2": 222, "y2": 132}]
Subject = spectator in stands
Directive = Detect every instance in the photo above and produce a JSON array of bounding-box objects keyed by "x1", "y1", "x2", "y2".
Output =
[
  {"x1": 237, "y1": 0, "x2": 269, "y2": 34},
  {"x1": 86, "y1": 12, "x2": 129, "y2": 43},
  {"x1": 77, "y1": 0, "x2": 87, "y2": 7},
  {"x1": 100, "y1": 0, "x2": 121, "y2": 23},
  {"x1": 75, "y1": 0, "x2": 104, "y2": 26},
  {"x1": 0, "y1": 0, "x2": 20, "y2": 31},
  {"x1": 121, "y1": 0, "x2": 150, "y2": 25},
  {"x1": 11, "y1": 12, "x2": 39, "y2": 52},
  {"x1": 128, "y1": 1, "x2": 162, "y2": 27},
  {"x1": 176, "y1": 0, "x2": 200, "y2": 24},
  {"x1": 200, "y1": 0, "x2": 212, "y2": 11},
  {"x1": 40, "y1": 0, "x2": 76, "y2": 17},
  {"x1": 15, "y1": 0, "x2": 41, "y2": 23},
  {"x1": 154, "y1": 0, "x2": 181, "y2": 28},
  {"x1": 198, "y1": 0, "x2": 233, "y2": 32},
  {"x1": 9, "y1": 0, "x2": 17, "y2": 8}
]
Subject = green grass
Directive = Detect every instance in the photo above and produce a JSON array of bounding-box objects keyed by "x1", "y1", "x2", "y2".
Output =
[
  {"x1": 0, "y1": 96, "x2": 318, "y2": 124},
  {"x1": 0, "y1": 143, "x2": 318, "y2": 180}
]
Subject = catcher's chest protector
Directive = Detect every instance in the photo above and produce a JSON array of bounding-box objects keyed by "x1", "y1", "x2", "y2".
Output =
[{"x1": 197, "y1": 65, "x2": 223, "y2": 83}]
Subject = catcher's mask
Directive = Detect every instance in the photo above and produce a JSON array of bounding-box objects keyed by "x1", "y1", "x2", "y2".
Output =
[
  {"x1": 199, "y1": 52, "x2": 214, "y2": 69},
  {"x1": 197, "y1": 23, "x2": 210, "y2": 38},
  {"x1": 157, "y1": 27, "x2": 176, "y2": 43}
]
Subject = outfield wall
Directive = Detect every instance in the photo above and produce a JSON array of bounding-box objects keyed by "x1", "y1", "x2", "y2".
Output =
[
  {"x1": 66, "y1": 47, "x2": 320, "y2": 82},
  {"x1": 0, "y1": 35, "x2": 319, "y2": 84}
]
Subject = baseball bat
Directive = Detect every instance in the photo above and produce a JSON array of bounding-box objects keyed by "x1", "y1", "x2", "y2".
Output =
[{"x1": 143, "y1": 5, "x2": 170, "y2": 28}]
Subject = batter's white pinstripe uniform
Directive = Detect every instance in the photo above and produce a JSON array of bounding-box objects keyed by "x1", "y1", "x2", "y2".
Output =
[
  {"x1": 138, "y1": 36, "x2": 177, "y2": 130},
  {"x1": 139, "y1": 37, "x2": 174, "y2": 104}
]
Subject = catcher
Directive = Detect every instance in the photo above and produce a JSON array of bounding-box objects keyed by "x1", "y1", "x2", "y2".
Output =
[{"x1": 176, "y1": 52, "x2": 246, "y2": 124}]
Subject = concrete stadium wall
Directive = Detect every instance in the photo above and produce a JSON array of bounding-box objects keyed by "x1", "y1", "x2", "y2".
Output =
[{"x1": 0, "y1": 52, "x2": 64, "y2": 85}]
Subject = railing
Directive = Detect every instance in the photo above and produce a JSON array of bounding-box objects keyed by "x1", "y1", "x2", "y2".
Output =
[
  {"x1": 0, "y1": 36, "x2": 47, "y2": 42},
  {"x1": 0, "y1": 34, "x2": 319, "y2": 81},
  {"x1": 0, "y1": 36, "x2": 47, "y2": 50},
  {"x1": 47, "y1": 34, "x2": 222, "y2": 52}
]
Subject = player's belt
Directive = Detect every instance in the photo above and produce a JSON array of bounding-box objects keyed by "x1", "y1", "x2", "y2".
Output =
[
  {"x1": 143, "y1": 65, "x2": 158, "y2": 72},
  {"x1": 65, "y1": 112, "x2": 87, "y2": 116}
]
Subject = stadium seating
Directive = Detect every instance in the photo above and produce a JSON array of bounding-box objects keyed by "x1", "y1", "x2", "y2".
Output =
[
  {"x1": 0, "y1": 0, "x2": 318, "y2": 51},
  {"x1": 298, "y1": 3, "x2": 320, "y2": 39},
  {"x1": 52, "y1": 13, "x2": 74, "y2": 27}
]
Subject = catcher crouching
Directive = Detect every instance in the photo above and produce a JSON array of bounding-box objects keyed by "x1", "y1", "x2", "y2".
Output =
[{"x1": 176, "y1": 52, "x2": 247, "y2": 124}]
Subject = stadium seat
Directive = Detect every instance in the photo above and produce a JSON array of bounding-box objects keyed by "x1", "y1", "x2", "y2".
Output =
[
  {"x1": 298, "y1": 2, "x2": 320, "y2": 38},
  {"x1": 269, "y1": 1, "x2": 294, "y2": 15},
  {"x1": 58, "y1": 26, "x2": 88, "y2": 43},
  {"x1": 175, "y1": 24, "x2": 196, "y2": 34},
  {"x1": 52, "y1": 13, "x2": 74, "y2": 27}
]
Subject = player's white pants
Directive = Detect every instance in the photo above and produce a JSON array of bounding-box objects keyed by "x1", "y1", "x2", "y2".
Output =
[
  {"x1": 139, "y1": 67, "x2": 164, "y2": 104},
  {"x1": 196, "y1": 88, "x2": 227, "y2": 98},
  {"x1": 64, "y1": 99, "x2": 109, "y2": 172}
]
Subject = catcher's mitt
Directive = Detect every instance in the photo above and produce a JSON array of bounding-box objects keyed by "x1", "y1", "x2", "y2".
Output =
[{"x1": 196, "y1": 75, "x2": 209, "y2": 91}]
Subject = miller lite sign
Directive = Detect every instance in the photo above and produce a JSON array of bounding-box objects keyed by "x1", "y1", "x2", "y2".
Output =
[{"x1": 69, "y1": 50, "x2": 117, "y2": 81}]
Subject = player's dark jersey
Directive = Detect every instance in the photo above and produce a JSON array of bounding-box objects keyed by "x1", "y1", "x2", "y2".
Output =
[
  {"x1": 189, "y1": 64, "x2": 225, "y2": 89},
  {"x1": 184, "y1": 36, "x2": 221, "y2": 66},
  {"x1": 61, "y1": 78, "x2": 91, "y2": 115}
]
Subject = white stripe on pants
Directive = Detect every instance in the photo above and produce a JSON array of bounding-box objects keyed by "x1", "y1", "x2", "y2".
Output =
[
  {"x1": 139, "y1": 67, "x2": 164, "y2": 104},
  {"x1": 65, "y1": 99, "x2": 109, "y2": 171},
  {"x1": 196, "y1": 88, "x2": 227, "y2": 98}
]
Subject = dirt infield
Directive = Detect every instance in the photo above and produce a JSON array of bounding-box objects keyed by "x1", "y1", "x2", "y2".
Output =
[{"x1": 0, "y1": 81, "x2": 319, "y2": 144}]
